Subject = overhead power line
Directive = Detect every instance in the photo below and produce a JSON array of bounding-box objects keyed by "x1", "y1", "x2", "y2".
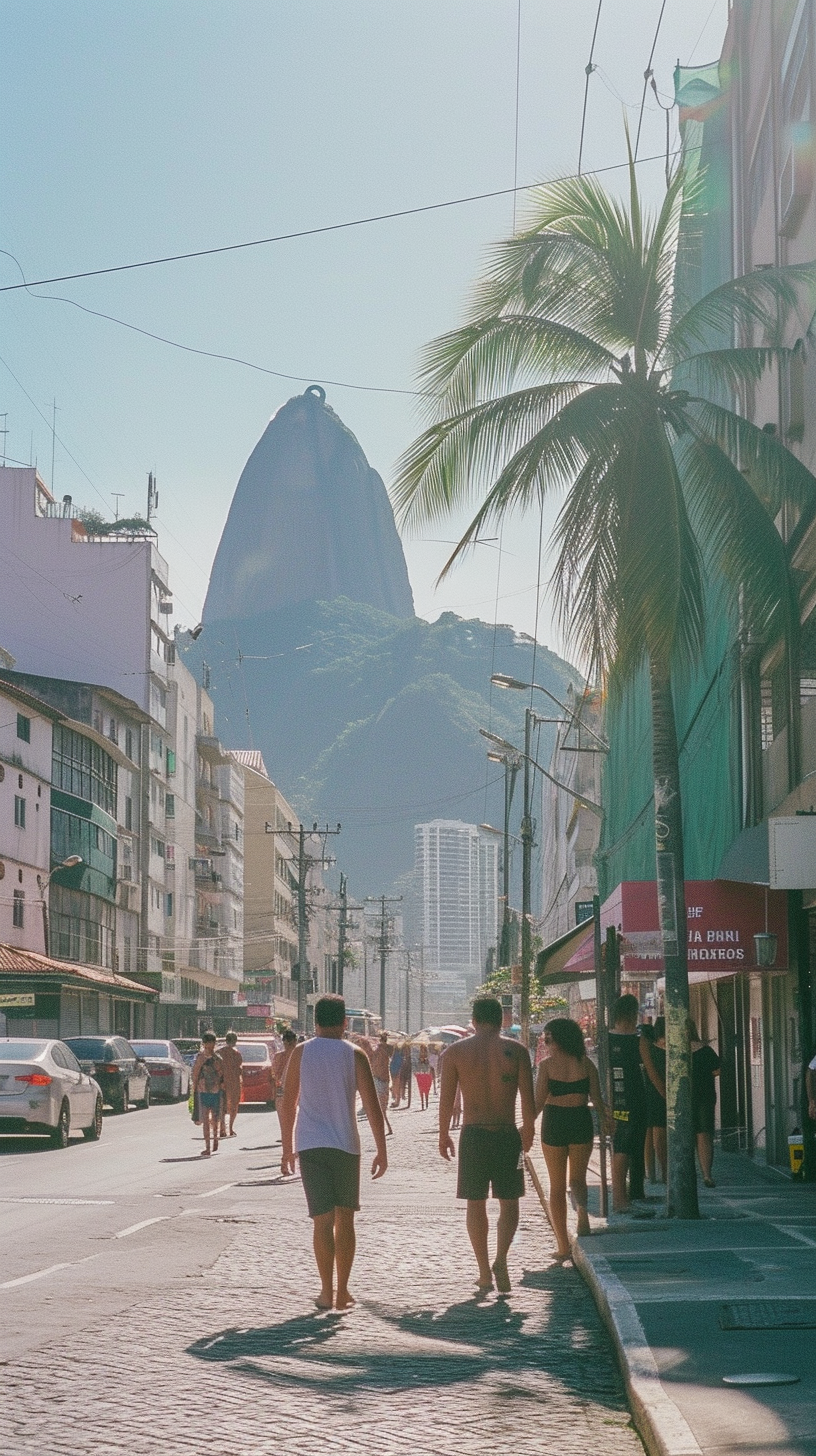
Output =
[
  {"x1": 634, "y1": 0, "x2": 669, "y2": 161},
  {"x1": 0, "y1": 148, "x2": 690, "y2": 298}
]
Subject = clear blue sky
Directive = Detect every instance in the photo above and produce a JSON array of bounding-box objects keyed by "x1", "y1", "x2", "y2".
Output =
[{"x1": 1, "y1": 1, "x2": 728, "y2": 650}]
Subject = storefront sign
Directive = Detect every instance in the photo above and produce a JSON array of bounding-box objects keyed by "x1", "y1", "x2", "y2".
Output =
[
  {"x1": 0, "y1": 993, "x2": 36, "y2": 1008},
  {"x1": 562, "y1": 880, "x2": 788, "y2": 979}
]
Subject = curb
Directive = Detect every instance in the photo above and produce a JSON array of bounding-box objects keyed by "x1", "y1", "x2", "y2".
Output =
[{"x1": 572, "y1": 1239, "x2": 702, "y2": 1456}]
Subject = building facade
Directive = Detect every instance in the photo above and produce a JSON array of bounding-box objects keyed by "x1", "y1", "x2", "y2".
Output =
[
  {"x1": 414, "y1": 819, "x2": 498, "y2": 1020},
  {"x1": 228, "y1": 750, "x2": 299, "y2": 1023}
]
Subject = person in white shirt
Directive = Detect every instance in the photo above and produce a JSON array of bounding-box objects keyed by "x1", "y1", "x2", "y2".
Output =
[
  {"x1": 282, "y1": 995, "x2": 387, "y2": 1310},
  {"x1": 807, "y1": 1052, "x2": 816, "y2": 1124}
]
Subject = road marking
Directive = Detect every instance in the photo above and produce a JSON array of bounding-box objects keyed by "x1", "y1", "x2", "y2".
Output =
[
  {"x1": 113, "y1": 1217, "x2": 168, "y2": 1238},
  {"x1": 0, "y1": 1254, "x2": 99, "y2": 1289},
  {"x1": 0, "y1": 1196, "x2": 115, "y2": 1206},
  {"x1": 197, "y1": 1183, "x2": 234, "y2": 1198},
  {"x1": 0, "y1": 1262, "x2": 72, "y2": 1288},
  {"x1": 779, "y1": 1225, "x2": 816, "y2": 1248}
]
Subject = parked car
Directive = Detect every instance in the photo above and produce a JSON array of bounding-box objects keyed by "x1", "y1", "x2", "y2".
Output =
[
  {"x1": 235, "y1": 1041, "x2": 276, "y2": 1106},
  {"x1": 0, "y1": 1038, "x2": 104, "y2": 1147},
  {"x1": 130, "y1": 1040, "x2": 190, "y2": 1102},
  {"x1": 63, "y1": 1035, "x2": 151, "y2": 1113},
  {"x1": 172, "y1": 1038, "x2": 204, "y2": 1069}
]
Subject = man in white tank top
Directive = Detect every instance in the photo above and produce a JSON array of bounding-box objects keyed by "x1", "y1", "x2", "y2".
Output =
[{"x1": 281, "y1": 994, "x2": 387, "y2": 1310}]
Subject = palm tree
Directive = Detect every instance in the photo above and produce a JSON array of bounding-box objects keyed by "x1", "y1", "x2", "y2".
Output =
[{"x1": 393, "y1": 159, "x2": 816, "y2": 1218}]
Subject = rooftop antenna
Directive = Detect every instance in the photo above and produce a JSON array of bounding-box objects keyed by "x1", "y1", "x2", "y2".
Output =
[
  {"x1": 111, "y1": 492, "x2": 125, "y2": 521},
  {"x1": 147, "y1": 470, "x2": 159, "y2": 521},
  {"x1": 50, "y1": 399, "x2": 59, "y2": 490}
]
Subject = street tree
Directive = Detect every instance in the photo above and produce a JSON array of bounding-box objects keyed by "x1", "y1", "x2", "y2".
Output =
[{"x1": 393, "y1": 157, "x2": 816, "y2": 1218}]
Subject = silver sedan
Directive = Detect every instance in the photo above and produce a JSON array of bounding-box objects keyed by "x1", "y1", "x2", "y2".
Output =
[{"x1": 0, "y1": 1038, "x2": 104, "y2": 1147}]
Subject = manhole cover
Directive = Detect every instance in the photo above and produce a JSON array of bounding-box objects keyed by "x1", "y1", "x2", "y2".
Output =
[
  {"x1": 723, "y1": 1372, "x2": 800, "y2": 1387},
  {"x1": 720, "y1": 1300, "x2": 816, "y2": 1330}
]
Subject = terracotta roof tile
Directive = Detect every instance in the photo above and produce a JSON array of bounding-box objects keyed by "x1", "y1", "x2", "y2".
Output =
[{"x1": 0, "y1": 944, "x2": 155, "y2": 996}]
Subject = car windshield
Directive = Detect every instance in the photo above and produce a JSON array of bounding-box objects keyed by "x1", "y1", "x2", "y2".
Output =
[
  {"x1": 63, "y1": 1038, "x2": 109, "y2": 1056},
  {"x1": 237, "y1": 1044, "x2": 268, "y2": 1063},
  {"x1": 0, "y1": 1040, "x2": 48, "y2": 1059},
  {"x1": 131, "y1": 1042, "x2": 170, "y2": 1057}
]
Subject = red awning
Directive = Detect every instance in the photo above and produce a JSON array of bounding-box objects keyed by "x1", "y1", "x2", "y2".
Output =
[{"x1": 559, "y1": 880, "x2": 788, "y2": 981}]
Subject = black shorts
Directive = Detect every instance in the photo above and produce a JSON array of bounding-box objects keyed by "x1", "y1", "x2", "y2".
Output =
[
  {"x1": 612, "y1": 1113, "x2": 646, "y2": 1157},
  {"x1": 457, "y1": 1124, "x2": 525, "y2": 1201},
  {"x1": 299, "y1": 1147, "x2": 361, "y2": 1219},
  {"x1": 693, "y1": 1101, "x2": 716, "y2": 1135},
  {"x1": 541, "y1": 1103, "x2": 594, "y2": 1148}
]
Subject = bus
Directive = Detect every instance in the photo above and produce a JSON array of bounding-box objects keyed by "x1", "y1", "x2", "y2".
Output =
[{"x1": 345, "y1": 1008, "x2": 382, "y2": 1040}]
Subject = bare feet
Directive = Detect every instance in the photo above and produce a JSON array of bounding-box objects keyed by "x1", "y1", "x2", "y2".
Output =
[
  {"x1": 576, "y1": 1209, "x2": 591, "y2": 1238},
  {"x1": 229, "y1": 1130, "x2": 237, "y2": 1137},
  {"x1": 553, "y1": 1248, "x2": 572, "y2": 1263},
  {"x1": 492, "y1": 1260, "x2": 511, "y2": 1294},
  {"x1": 335, "y1": 1291, "x2": 356, "y2": 1311},
  {"x1": 314, "y1": 1293, "x2": 333, "y2": 1311},
  {"x1": 200, "y1": 1148, "x2": 211, "y2": 1157}
]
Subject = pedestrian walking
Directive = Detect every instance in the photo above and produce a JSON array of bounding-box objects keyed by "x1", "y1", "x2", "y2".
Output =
[
  {"x1": 438, "y1": 996, "x2": 535, "y2": 1294},
  {"x1": 428, "y1": 1041, "x2": 440, "y2": 1094},
  {"x1": 415, "y1": 1043, "x2": 433, "y2": 1110},
  {"x1": 370, "y1": 1032, "x2": 394, "y2": 1135},
  {"x1": 219, "y1": 1031, "x2": 243, "y2": 1137},
  {"x1": 281, "y1": 994, "x2": 388, "y2": 1311},
  {"x1": 690, "y1": 1021, "x2": 720, "y2": 1187},
  {"x1": 273, "y1": 1029, "x2": 298, "y2": 1174},
  {"x1": 536, "y1": 1018, "x2": 610, "y2": 1261},
  {"x1": 399, "y1": 1040, "x2": 413, "y2": 1108},
  {"x1": 191, "y1": 1032, "x2": 225, "y2": 1157},
  {"x1": 609, "y1": 994, "x2": 653, "y2": 1210},
  {"x1": 389, "y1": 1041, "x2": 403, "y2": 1107}
]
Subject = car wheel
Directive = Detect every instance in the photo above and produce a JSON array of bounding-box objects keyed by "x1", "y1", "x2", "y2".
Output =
[
  {"x1": 138, "y1": 1081, "x2": 151, "y2": 1110},
  {"x1": 83, "y1": 1098, "x2": 103, "y2": 1141},
  {"x1": 115, "y1": 1083, "x2": 129, "y2": 1114},
  {"x1": 51, "y1": 1100, "x2": 70, "y2": 1149}
]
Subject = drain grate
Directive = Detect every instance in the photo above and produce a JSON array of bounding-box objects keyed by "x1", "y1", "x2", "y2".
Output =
[{"x1": 719, "y1": 1299, "x2": 816, "y2": 1330}]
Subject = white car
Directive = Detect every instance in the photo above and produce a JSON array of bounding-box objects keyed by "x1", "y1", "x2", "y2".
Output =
[{"x1": 0, "y1": 1038, "x2": 104, "y2": 1147}]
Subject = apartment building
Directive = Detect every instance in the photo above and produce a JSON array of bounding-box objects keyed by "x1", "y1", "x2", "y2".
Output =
[
  {"x1": 0, "y1": 677, "x2": 59, "y2": 954},
  {"x1": 228, "y1": 750, "x2": 298, "y2": 1023},
  {"x1": 414, "y1": 819, "x2": 498, "y2": 1020}
]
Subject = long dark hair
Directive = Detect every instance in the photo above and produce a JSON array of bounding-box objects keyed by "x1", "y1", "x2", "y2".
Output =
[{"x1": 544, "y1": 1018, "x2": 585, "y2": 1061}]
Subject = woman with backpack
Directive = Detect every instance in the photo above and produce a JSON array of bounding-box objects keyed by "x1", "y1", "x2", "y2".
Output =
[{"x1": 191, "y1": 1032, "x2": 225, "y2": 1156}]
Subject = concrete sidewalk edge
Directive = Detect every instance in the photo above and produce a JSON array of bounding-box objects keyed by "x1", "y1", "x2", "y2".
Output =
[{"x1": 572, "y1": 1238, "x2": 703, "y2": 1456}]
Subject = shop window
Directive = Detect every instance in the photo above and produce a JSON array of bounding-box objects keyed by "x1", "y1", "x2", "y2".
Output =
[{"x1": 16, "y1": 714, "x2": 30, "y2": 743}]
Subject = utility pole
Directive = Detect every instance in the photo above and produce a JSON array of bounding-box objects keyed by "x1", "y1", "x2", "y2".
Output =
[
  {"x1": 286, "y1": 821, "x2": 342, "y2": 1033},
  {"x1": 337, "y1": 873, "x2": 347, "y2": 995},
  {"x1": 405, "y1": 948, "x2": 412, "y2": 1034},
  {"x1": 419, "y1": 942, "x2": 425, "y2": 1030},
  {"x1": 520, "y1": 706, "x2": 534, "y2": 1047},
  {"x1": 366, "y1": 894, "x2": 402, "y2": 1026}
]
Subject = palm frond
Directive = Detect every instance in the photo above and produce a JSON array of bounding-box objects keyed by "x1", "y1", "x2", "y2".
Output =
[
  {"x1": 416, "y1": 314, "x2": 615, "y2": 419},
  {"x1": 662, "y1": 262, "x2": 816, "y2": 365},
  {"x1": 687, "y1": 397, "x2": 816, "y2": 516},
  {"x1": 392, "y1": 383, "x2": 580, "y2": 527},
  {"x1": 678, "y1": 344, "x2": 796, "y2": 396},
  {"x1": 677, "y1": 432, "x2": 797, "y2": 643}
]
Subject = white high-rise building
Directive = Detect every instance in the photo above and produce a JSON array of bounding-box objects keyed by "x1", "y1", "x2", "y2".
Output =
[{"x1": 414, "y1": 819, "x2": 498, "y2": 1019}]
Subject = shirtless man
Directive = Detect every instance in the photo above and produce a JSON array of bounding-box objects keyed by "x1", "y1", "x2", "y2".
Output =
[
  {"x1": 273, "y1": 1029, "x2": 298, "y2": 1173},
  {"x1": 370, "y1": 1033, "x2": 394, "y2": 1136},
  {"x1": 439, "y1": 996, "x2": 535, "y2": 1294}
]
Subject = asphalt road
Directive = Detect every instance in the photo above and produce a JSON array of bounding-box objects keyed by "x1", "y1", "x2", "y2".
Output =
[{"x1": 0, "y1": 1101, "x2": 643, "y2": 1456}]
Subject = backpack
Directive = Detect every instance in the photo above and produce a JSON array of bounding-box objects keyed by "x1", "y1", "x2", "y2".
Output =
[{"x1": 199, "y1": 1055, "x2": 222, "y2": 1094}]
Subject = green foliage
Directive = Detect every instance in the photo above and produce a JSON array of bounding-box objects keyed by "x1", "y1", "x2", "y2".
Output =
[
  {"x1": 79, "y1": 509, "x2": 153, "y2": 537},
  {"x1": 78, "y1": 508, "x2": 108, "y2": 535},
  {"x1": 476, "y1": 964, "x2": 567, "y2": 1023},
  {"x1": 394, "y1": 157, "x2": 816, "y2": 685}
]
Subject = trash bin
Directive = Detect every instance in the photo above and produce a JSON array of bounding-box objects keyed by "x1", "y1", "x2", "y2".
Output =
[{"x1": 788, "y1": 1130, "x2": 804, "y2": 1177}]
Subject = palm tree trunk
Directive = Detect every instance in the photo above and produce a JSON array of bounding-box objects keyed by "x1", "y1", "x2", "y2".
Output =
[{"x1": 649, "y1": 656, "x2": 699, "y2": 1219}]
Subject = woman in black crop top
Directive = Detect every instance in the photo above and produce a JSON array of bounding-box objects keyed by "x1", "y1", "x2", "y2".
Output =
[{"x1": 535, "y1": 1018, "x2": 610, "y2": 1260}]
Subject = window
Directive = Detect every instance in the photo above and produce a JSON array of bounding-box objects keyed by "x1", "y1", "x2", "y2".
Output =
[
  {"x1": 51, "y1": 725, "x2": 117, "y2": 817},
  {"x1": 124, "y1": 796, "x2": 133, "y2": 832},
  {"x1": 14, "y1": 796, "x2": 26, "y2": 828},
  {"x1": 108, "y1": 717, "x2": 118, "y2": 745},
  {"x1": 166, "y1": 749, "x2": 176, "y2": 776},
  {"x1": 165, "y1": 793, "x2": 175, "y2": 818},
  {"x1": 12, "y1": 890, "x2": 24, "y2": 927},
  {"x1": 166, "y1": 893, "x2": 173, "y2": 918},
  {"x1": 16, "y1": 714, "x2": 30, "y2": 743},
  {"x1": 125, "y1": 728, "x2": 133, "y2": 761}
]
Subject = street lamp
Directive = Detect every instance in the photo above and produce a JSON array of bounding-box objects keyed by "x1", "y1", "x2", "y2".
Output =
[
  {"x1": 491, "y1": 673, "x2": 609, "y2": 752},
  {"x1": 482, "y1": 745, "x2": 520, "y2": 973},
  {"x1": 36, "y1": 856, "x2": 83, "y2": 958}
]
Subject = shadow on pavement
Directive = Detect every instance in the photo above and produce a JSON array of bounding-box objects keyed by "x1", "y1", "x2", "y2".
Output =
[{"x1": 187, "y1": 1287, "x2": 628, "y2": 1408}]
